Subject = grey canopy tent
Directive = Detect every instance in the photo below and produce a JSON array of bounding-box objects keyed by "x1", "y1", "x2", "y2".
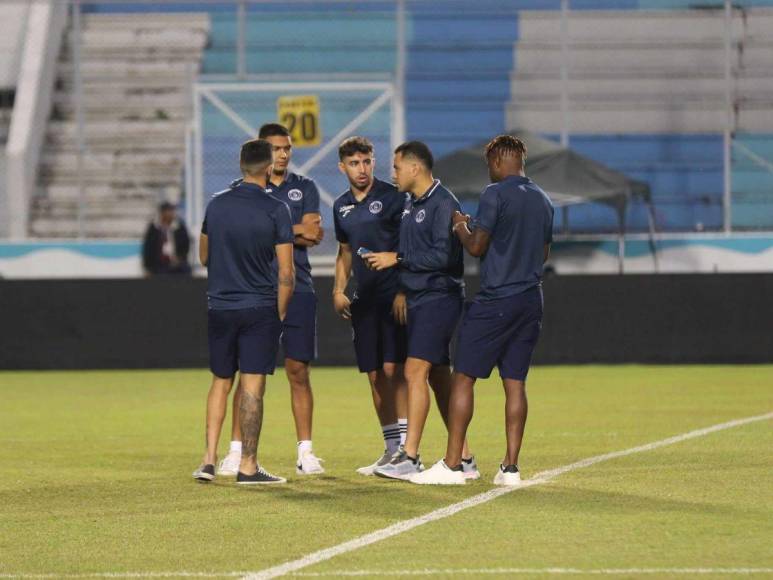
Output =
[{"x1": 434, "y1": 129, "x2": 658, "y2": 273}]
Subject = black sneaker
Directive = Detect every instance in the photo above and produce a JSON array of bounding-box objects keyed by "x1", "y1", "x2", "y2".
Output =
[
  {"x1": 192, "y1": 463, "x2": 215, "y2": 482},
  {"x1": 236, "y1": 466, "x2": 287, "y2": 485}
]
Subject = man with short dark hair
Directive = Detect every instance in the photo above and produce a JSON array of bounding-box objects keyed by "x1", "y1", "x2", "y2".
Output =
[
  {"x1": 218, "y1": 123, "x2": 326, "y2": 477},
  {"x1": 332, "y1": 136, "x2": 408, "y2": 475},
  {"x1": 141, "y1": 201, "x2": 191, "y2": 276},
  {"x1": 412, "y1": 135, "x2": 554, "y2": 486},
  {"x1": 193, "y1": 138, "x2": 295, "y2": 485},
  {"x1": 363, "y1": 141, "x2": 477, "y2": 481}
]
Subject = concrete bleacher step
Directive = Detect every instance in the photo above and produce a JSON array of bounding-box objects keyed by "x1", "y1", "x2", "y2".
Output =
[
  {"x1": 516, "y1": 10, "x2": 773, "y2": 43},
  {"x1": 511, "y1": 72, "x2": 773, "y2": 100},
  {"x1": 513, "y1": 42, "x2": 773, "y2": 73},
  {"x1": 30, "y1": 217, "x2": 151, "y2": 238},
  {"x1": 39, "y1": 184, "x2": 180, "y2": 203},
  {"x1": 32, "y1": 197, "x2": 157, "y2": 218},
  {"x1": 508, "y1": 101, "x2": 773, "y2": 133}
]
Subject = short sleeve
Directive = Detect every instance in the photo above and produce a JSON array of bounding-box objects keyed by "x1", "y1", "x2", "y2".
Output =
[
  {"x1": 545, "y1": 204, "x2": 554, "y2": 244},
  {"x1": 273, "y1": 202, "x2": 294, "y2": 245},
  {"x1": 303, "y1": 180, "x2": 321, "y2": 215},
  {"x1": 473, "y1": 186, "x2": 498, "y2": 233},
  {"x1": 333, "y1": 202, "x2": 348, "y2": 244}
]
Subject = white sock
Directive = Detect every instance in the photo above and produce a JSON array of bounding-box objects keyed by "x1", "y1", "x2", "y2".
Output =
[
  {"x1": 398, "y1": 418, "x2": 408, "y2": 446},
  {"x1": 382, "y1": 422, "x2": 401, "y2": 454},
  {"x1": 229, "y1": 441, "x2": 242, "y2": 454},
  {"x1": 297, "y1": 440, "x2": 312, "y2": 460}
]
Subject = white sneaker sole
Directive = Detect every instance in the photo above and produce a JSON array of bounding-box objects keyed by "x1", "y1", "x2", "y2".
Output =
[
  {"x1": 410, "y1": 475, "x2": 465, "y2": 485},
  {"x1": 296, "y1": 466, "x2": 325, "y2": 475},
  {"x1": 193, "y1": 472, "x2": 214, "y2": 482},
  {"x1": 217, "y1": 469, "x2": 239, "y2": 477},
  {"x1": 356, "y1": 466, "x2": 377, "y2": 476},
  {"x1": 493, "y1": 474, "x2": 522, "y2": 486},
  {"x1": 236, "y1": 478, "x2": 286, "y2": 485},
  {"x1": 463, "y1": 470, "x2": 481, "y2": 480}
]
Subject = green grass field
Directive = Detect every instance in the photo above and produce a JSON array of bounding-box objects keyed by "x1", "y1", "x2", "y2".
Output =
[{"x1": 1, "y1": 366, "x2": 771, "y2": 579}]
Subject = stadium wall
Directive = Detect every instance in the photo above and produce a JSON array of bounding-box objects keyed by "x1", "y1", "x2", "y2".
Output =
[
  {"x1": 1, "y1": 274, "x2": 771, "y2": 370},
  {"x1": 1, "y1": 235, "x2": 772, "y2": 278}
]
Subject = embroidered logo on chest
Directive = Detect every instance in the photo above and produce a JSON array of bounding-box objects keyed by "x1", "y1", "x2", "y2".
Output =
[
  {"x1": 339, "y1": 204, "x2": 355, "y2": 218},
  {"x1": 287, "y1": 189, "x2": 303, "y2": 202},
  {"x1": 415, "y1": 209, "x2": 426, "y2": 223},
  {"x1": 369, "y1": 200, "x2": 383, "y2": 215}
]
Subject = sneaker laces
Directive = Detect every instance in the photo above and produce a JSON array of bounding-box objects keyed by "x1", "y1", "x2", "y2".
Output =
[{"x1": 257, "y1": 465, "x2": 280, "y2": 479}]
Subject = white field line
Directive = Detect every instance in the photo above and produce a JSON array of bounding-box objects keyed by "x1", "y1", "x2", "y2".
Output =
[
  {"x1": 292, "y1": 568, "x2": 773, "y2": 577},
  {"x1": 3, "y1": 569, "x2": 773, "y2": 580},
  {"x1": 244, "y1": 412, "x2": 773, "y2": 580},
  {"x1": 2, "y1": 413, "x2": 770, "y2": 580}
]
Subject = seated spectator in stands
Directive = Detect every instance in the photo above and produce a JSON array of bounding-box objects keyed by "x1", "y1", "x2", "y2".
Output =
[{"x1": 142, "y1": 202, "x2": 191, "y2": 275}]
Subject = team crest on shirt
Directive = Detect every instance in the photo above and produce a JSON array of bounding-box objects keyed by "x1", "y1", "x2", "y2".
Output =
[
  {"x1": 339, "y1": 204, "x2": 355, "y2": 218},
  {"x1": 369, "y1": 200, "x2": 383, "y2": 215},
  {"x1": 415, "y1": 209, "x2": 426, "y2": 223},
  {"x1": 287, "y1": 189, "x2": 303, "y2": 202}
]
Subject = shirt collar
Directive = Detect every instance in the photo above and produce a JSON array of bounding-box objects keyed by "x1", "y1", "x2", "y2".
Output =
[
  {"x1": 345, "y1": 178, "x2": 388, "y2": 205},
  {"x1": 413, "y1": 179, "x2": 441, "y2": 205},
  {"x1": 237, "y1": 181, "x2": 269, "y2": 195},
  {"x1": 268, "y1": 171, "x2": 295, "y2": 191},
  {"x1": 502, "y1": 175, "x2": 531, "y2": 186}
]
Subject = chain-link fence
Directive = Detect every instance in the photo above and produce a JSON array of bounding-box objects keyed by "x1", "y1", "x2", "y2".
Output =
[{"x1": 2, "y1": 0, "x2": 773, "y2": 247}]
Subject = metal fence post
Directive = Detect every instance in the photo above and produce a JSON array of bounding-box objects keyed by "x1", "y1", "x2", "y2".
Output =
[
  {"x1": 72, "y1": 0, "x2": 86, "y2": 239},
  {"x1": 723, "y1": 0, "x2": 733, "y2": 234}
]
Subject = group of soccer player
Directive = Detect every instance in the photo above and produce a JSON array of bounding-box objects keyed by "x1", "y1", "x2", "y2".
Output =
[{"x1": 193, "y1": 122, "x2": 554, "y2": 486}]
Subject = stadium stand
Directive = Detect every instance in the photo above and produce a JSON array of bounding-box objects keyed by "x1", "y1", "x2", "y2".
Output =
[
  {"x1": 29, "y1": 12, "x2": 209, "y2": 238},
  {"x1": 18, "y1": 2, "x2": 773, "y2": 238},
  {"x1": 508, "y1": 8, "x2": 773, "y2": 232}
]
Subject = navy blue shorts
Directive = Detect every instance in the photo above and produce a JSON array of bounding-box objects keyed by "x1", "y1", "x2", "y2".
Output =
[
  {"x1": 406, "y1": 294, "x2": 463, "y2": 366},
  {"x1": 351, "y1": 298, "x2": 407, "y2": 373},
  {"x1": 281, "y1": 291, "x2": 317, "y2": 363},
  {"x1": 454, "y1": 286, "x2": 543, "y2": 381},
  {"x1": 208, "y1": 306, "x2": 282, "y2": 378}
]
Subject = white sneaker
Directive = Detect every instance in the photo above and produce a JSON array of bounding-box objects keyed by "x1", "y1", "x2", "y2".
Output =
[
  {"x1": 493, "y1": 464, "x2": 521, "y2": 486},
  {"x1": 461, "y1": 456, "x2": 481, "y2": 480},
  {"x1": 356, "y1": 450, "x2": 392, "y2": 476},
  {"x1": 217, "y1": 450, "x2": 241, "y2": 476},
  {"x1": 296, "y1": 451, "x2": 325, "y2": 475},
  {"x1": 410, "y1": 460, "x2": 465, "y2": 485},
  {"x1": 373, "y1": 446, "x2": 424, "y2": 481}
]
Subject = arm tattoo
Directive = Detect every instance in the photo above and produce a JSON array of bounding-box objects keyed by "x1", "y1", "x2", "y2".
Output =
[{"x1": 239, "y1": 390, "x2": 263, "y2": 465}]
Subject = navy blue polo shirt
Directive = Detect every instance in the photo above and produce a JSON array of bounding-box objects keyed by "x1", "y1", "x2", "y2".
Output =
[
  {"x1": 472, "y1": 175, "x2": 554, "y2": 302},
  {"x1": 398, "y1": 180, "x2": 465, "y2": 308},
  {"x1": 333, "y1": 178, "x2": 405, "y2": 303},
  {"x1": 265, "y1": 172, "x2": 320, "y2": 294},
  {"x1": 202, "y1": 182, "x2": 294, "y2": 310}
]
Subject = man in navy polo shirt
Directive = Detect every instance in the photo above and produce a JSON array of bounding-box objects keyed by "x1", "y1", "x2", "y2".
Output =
[
  {"x1": 192, "y1": 138, "x2": 295, "y2": 485},
  {"x1": 364, "y1": 141, "x2": 476, "y2": 481},
  {"x1": 412, "y1": 135, "x2": 554, "y2": 486},
  {"x1": 332, "y1": 136, "x2": 408, "y2": 476},
  {"x1": 218, "y1": 123, "x2": 326, "y2": 477}
]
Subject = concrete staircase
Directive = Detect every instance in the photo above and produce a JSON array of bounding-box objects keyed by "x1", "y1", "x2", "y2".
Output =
[
  {"x1": 507, "y1": 9, "x2": 773, "y2": 134},
  {"x1": 30, "y1": 12, "x2": 209, "y2": 238}
]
